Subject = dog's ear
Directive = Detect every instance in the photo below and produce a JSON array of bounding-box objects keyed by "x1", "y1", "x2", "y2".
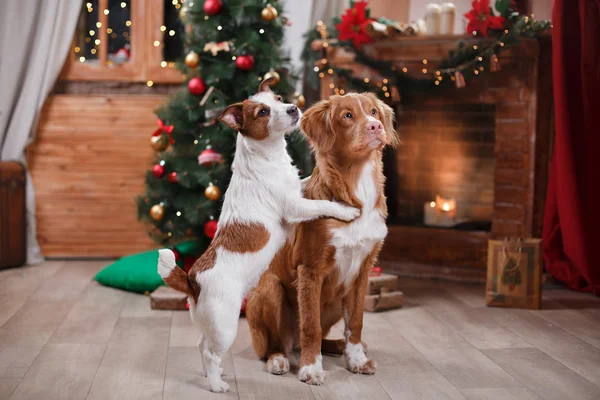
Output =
[
  {"x1": 364, "y1": 92, "x2": 399, "y2": 148},
  {"x1": 258, "y1": 77, "x2": 276, "y2": 93},
  {"x1": 219, "y1": 102, "x2": 244, "y2": 131},
  {"x1": 300, "y1": 99, "x2": 335, "y2": 153}
]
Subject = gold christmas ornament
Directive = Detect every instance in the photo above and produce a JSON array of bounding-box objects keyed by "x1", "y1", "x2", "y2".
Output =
[
  {"x1": 150, "y1": 134, "x2": 169, "y2": 151},
  {"x1": 150, "y1": 204, "x2": 165, "y2": 221},
  {"x1": 292, "y1": 92, "x2": 306, "y2": 108},
  {"x1": 263, "y1": 69, "x2": 280, "y2": 85},
  {"x1": 185, "y1": 51, "x2": 200, "y2": 68},
  {"x1": 205, "y1": 184, "x2": 221, "y2": 201},
  {"x1": 261, "y1": 4, "x2": 278, "y2": 22}
]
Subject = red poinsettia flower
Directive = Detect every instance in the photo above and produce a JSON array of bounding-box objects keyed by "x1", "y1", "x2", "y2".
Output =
[
  {"x1": 335, "y1": 1, "x2": 375, "y2": 49},
  {"x1": 464, "y1": 0, "x2": 505, "y2": 37}
]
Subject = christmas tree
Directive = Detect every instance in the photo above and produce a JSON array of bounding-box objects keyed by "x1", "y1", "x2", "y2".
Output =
[{"x1": 137, "y1": 0, "x2": 308, "y2": 267}]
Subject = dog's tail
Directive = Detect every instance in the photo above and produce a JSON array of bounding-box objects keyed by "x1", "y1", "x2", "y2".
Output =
[{"x1": 157, "y1": 249, "x2": 196, "y2": 299}]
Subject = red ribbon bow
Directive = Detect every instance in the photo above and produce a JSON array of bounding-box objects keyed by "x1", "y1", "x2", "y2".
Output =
[{"x1": 153, "y1": 118, "x2": 175, "y2": 144}]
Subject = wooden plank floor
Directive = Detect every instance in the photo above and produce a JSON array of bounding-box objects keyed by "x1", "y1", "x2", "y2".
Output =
[{"x1": 1, "y1": 261, "x2": 600, "y2": 400}]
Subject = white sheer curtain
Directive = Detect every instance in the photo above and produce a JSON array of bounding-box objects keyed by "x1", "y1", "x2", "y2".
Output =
[
  {"x1": 283, "y1": 0, "x2": 347, "y2": 91},
  {"x1": 0, "y1": 0, "x2": 82, "y2": 264}
]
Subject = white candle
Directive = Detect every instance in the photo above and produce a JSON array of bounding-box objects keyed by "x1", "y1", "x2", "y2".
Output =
[
  {"x1": 424, "y1": 201, "x2": 437, "y2": 225},
  {"x1": 440, "y1": 3, "x2": 455, "y2": 35},
  {"x1": 424, "y1": 4, "x2": 441, "y2": 36}
]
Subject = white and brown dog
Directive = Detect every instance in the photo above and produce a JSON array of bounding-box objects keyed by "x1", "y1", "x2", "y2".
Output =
[
  {"x1": 246, "y1": 92, "x2": 398, "y2": 385},
  {"x1": 157, "y1": 79, "x2": 359, "y2": 393}
]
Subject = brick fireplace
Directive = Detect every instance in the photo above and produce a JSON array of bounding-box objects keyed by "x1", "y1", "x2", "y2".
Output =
[{"x1": 323, "y1": 37, "x2": 553, "y2": 281}]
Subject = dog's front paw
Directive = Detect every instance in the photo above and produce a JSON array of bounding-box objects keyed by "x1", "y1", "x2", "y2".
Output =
[
  {"x1": 334, "y1": 204, "x2": 361, "y2": 222},
  {"x1": 208, "y1": 379, "x2": 230, "y2": 393},
  {"x1": 266, "y1": 354, "x2": 290, "y2": 375},
  {"x1": 344, "y1": 342, "x2": 377, "y2": 375},
  {"x1": 299, "y1": 355, "x2": 326, "y2": 385}
]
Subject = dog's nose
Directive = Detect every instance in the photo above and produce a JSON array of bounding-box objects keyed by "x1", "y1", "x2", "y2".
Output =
[
  {"x1": 366, "y1": 120, "x2": 383, "y2": 135},
  {"x1": 287, "y1": 105, "x2": 298, "y2": 116}
]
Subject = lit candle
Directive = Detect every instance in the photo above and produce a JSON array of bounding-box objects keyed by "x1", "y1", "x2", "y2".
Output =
[
  {"x1": 424, "y1": 201, "x2": 437, "y2": 225},
  {"x1": 435, "y1": 195, "x2": 457, "y2": 227}
]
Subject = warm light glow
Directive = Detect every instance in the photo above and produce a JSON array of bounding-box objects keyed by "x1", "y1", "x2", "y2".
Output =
[
  {"x1": 86, "y1": 2, "x2": 92, "y2": 7},
  {"x1": 104, "y1": 9, "x2": 109, "y2": 15},
  {"x1": 74, "y1": 47, "x2": 80, "y2": 53},
  {"x1": 402, "y1": 67, "x2": 408, "y2": 73},
  {"x1": 217, "y1": 25, "x2": 222, "y2": 30},
  {"x1": 126, "y1": 20, "x2": 132, "y2": 27},
  {"x1": 147, "y1": 80, "x2": 154, "y2": 87},
  {"x1": 169, "y1": 30, "x2": 175, "y2": 36},
  {"x1": 319, "y1": 72, "x2": 325, "y2": 78},
  {"x1": 430, "y1": 202, "x2": 436, "y2": 208},
  {"x1": 340, "y1": 89, "x2": 345, "y2": 95},
  {"x1": 434, "y1": 80, "x2": 440, "y2": 86},
  {"x1": 91, "y1": 48, "x2": 97, "y2": 54},
  {"x1": 87, "y1": 7, "x2": 93, "y2": 12},
  {"x1": 317, "y1": 20, "x2": 324, "y2": 26},
  {"x1": 259, "y1": 29, "x2": 265, "y2": 34},
  {"x1": 96, "y1": 22, "x2": 102, "y2": 28},
  {"x1": 329, "y1": 83, "x2": 334, "y2": 89},
  {"x1": 89, "y1": 30, "x2": 95, "y2": 36},
  {"x1": 204, "y1": 16, "x2": 209, "y2": 20},
  {"x1": 383, "y1": 78, "x2": 388, "y2": 84},
  {"x1": 422, "y1": 59, "x2": 428, "y2": 64},
  {"x1": 232, "y1": 56, "x2": 237, "y2": 60},
  {"x1": 384, "y1": 92, "x2": 390, "y2": 97},
  {"x1": 473, "y1": 45, "x2": 478, "y2": 50},
  {"x1": 168, "y1": 62, "x2": 175, "y2": 67},
  {"x1": 327, "y1": 68, "x2": 333, "y2": 74},
  {"x1": 176, "y1": 211, "x2": 181, "y2": 216},
  {"x1": 154, "y1": 40, "x2": 160, "y2": 46},
  {"x1": 364, "y1": 78, "x2": 369, "y2": 83},
  {"x1": 194, "y1": 140, "x2": 199, "y2": 144},
  {"x1": 95, "y1": 39, "x2": 101, "y2": 45},
  {"x1": 478, "y1": 57, "x2": 483, "y2": 61},
  {"x1": 442, "y1": 202, "x2": 450, "y2": 211},
  {"x1": 382, "y1": 86, "x2": 388, "y2": 91},
  {"x1": 422, "y1": 68, "x2": 427, "y2": 74},
  {"x1": 121, "y1": 2, "x2": 127, "y2": 8},
  {"x1": 106, "y1": 28, "x2": 113, "y2": 34},
  {"x1": 313, "y1": 66, "x2": 319, "y2": 72},
  {"x1": 160, "y1": 25, "x2": 166, "y2": 32},
  {"x1": 79, "y1": 56, "x2": 86, "y2": 62},
  {"x1": 161, "y1": 61, "x2": 167, "y2": 67}
]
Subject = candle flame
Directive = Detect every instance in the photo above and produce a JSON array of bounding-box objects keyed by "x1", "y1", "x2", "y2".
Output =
[
  {"x1": 442, "y1": 202, "x2": 450, "y2": 211},
  {"x1": 429, "y1": 201, "x2": 436, "y2": 208}
]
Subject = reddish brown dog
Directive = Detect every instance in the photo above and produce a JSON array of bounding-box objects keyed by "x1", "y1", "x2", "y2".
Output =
[{"x1": 246, "y1": 92, "x2": 398, "y2": 385}]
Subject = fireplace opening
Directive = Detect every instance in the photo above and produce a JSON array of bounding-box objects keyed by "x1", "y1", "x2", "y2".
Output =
[{"x1": 390, "y1": 103, "x2": 496, "y2": 231}]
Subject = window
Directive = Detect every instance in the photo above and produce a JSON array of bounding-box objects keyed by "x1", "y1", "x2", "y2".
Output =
[{"x1": 62, "y1": 0, "x2": 184, "y2": 83}]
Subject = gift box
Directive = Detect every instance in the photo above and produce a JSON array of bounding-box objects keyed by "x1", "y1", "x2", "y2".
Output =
[
  {"x1": 150, "y1": 286, "x2": 188, "y2": 310},
  {"x1": 486, "y1": 238, "x2": 542, "y2": 309},
  {"x1": 364, "y1": 269, "x2": 404, "y2": 312}
]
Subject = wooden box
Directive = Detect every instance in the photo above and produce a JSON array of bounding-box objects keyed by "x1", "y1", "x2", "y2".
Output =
[
  {"x1": 0, "y1": 161, "x2": 26, "y2": 269},
  {"x1": 486, "y1": 238, "x2": 542, "y2": 309},
  {"x1": 364, "y1": 272, "x2": 403, "y2": 312},
  {"x1": 150, "y1": 286, "x2": 188, "y2": 310}
]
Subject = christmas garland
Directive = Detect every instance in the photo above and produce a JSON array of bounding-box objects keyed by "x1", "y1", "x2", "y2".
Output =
[{"x1": 303, "y1": 0, "x2": 552, "y2": 102}]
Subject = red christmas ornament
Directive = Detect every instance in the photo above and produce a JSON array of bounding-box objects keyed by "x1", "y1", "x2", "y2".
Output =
[
  {"x1": 335, "y1": 1, "x2": 375, "y2": 49},
  {"x1": 203, "y1": 0, "x2": 222, "y2": 16},
  {"x1": 168, "y1": 172, "x2": 178, "y2": 183},
  {"x1": 198, "y1": 147, "x2": 224, "y2": 166},
  {"x1": 235, "y1": 54, "x2": 255, "y2": 71},
  {"x1": 204, "y1": 219, "x2": 218, "y2": 239},
  {"x1": 369, "y1": 266, "x2": 383, "y2": 277},
  {"x1": 188, "y1": 77, "x2": 206, "y2": 96},
  {"x1": 464, "y1": 0, "x2": 505, "y2": 37},
  {"x1": 152, "y1": 164, "x2": 165, "y2": 178}
]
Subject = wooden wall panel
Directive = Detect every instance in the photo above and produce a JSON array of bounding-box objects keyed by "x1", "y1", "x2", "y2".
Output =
[{"x1": 29, "y1": 95, "x2": 165, "y2": 257}]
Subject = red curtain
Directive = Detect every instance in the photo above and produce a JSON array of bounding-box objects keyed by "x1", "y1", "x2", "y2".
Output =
[{"x1": 543, "y1": 0, "x2": 600, "y2": 295}]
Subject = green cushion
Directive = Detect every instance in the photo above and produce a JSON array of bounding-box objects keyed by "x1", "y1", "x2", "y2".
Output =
[{"x1": 95, "y1": 250, "x2": 166, "y2": 294}]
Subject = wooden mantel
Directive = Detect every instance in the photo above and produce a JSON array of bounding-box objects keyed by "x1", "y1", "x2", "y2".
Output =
[{"x1": 322, "y1": 36, "x2": 553, "y2": 281}]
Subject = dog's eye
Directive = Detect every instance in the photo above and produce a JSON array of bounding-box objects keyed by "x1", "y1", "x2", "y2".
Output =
[
  {"x1": 344, "y1": 112, "x2": 353, "y2": 119},
  {"x1": 258, "y1": 108, "x2": 269, "y2": 117},
  {"x1": 276, "y1": 95, "x2": 283, "y2": 102},
  {"x1": 371, "y1": 108, "x2": 377, "y2": 115}
]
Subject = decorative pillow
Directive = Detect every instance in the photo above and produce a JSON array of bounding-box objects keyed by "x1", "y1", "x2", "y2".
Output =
[{"x1": 94, "y1": 250, "x2": 165, "y2": 294}]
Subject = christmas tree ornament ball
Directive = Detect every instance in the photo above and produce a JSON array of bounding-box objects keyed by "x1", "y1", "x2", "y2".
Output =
[
  {"x1": 150, "y1": 204, "x2": 165, "y2": 221},
  {"x1": 203, "y1": 0, "x2": 222, "y2": 16},
  {"x1": 198, "y1": 147, "x2": 224, "y2": 166},
  {"x1": 152, "y1": 164, "x2": 165, "y2": 178},
  {"x1": 261, "y1": 5, "x2": 278, "y2": 22},
  {"x1": 205, "y1": 184, "x2": 221, "y2": 201},
  {"x1": 263, "y1": 70, "x2": 280, "y2": 85},
  {"x1": 168, "y1": 172, "x2": 178, "y2": 183},
  {"x1": 235, "y1": 54, "x2": 255, "y2": 71},
  {"x1": 150, "y1": 134, "x2": 169, "y2": 151},
  {"x1": 185, "y1": 51, "x2": 200, "y2": 68},
  {"x1": 188, "y1": 77, "x2": 206, "y2": 96},
  {"x1": 204, "y1": 219, "x2": 218, "y2": 238},
  {"x1": 292, "y1": 92, "x2": 306, "y2": 108}
]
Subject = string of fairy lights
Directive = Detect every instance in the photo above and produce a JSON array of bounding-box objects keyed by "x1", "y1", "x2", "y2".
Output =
[
  {"x1": 312, "y1": 16, "x2": 545, "y2": 96},
  {"x1": 73, "y1": 0, "x2": 183, "y2": 70}
]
